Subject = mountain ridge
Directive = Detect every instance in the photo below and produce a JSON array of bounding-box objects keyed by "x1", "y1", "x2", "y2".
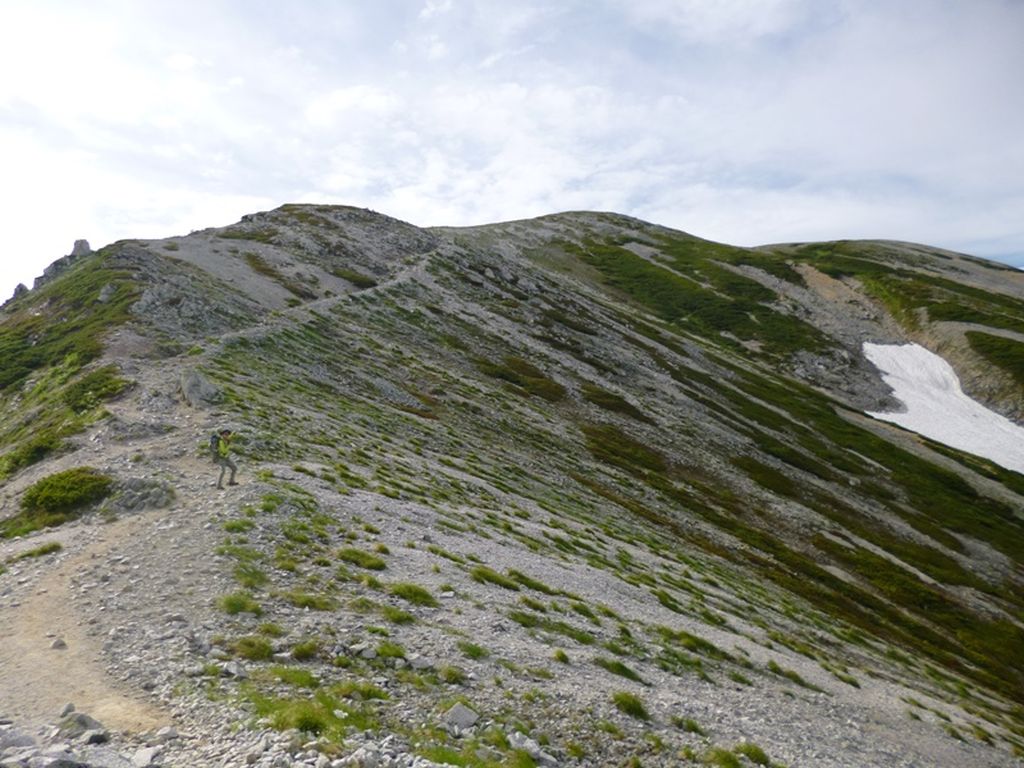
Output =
[{"x1": 1, "y1": 204, "x2": 1023, "y2": 767}]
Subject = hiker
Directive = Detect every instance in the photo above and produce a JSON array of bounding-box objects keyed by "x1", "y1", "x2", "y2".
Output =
[{"x1": 213, "y1": 429, "x2": 239, "y2": 489}]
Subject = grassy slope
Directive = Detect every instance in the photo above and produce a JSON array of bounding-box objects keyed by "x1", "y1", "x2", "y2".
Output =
[
  {"x1": 190, "y1": 211, "x2": 1024, "y2": 760},
  {"x1": 3, "y1": 207, "x2": 1023, "y2": 761}
]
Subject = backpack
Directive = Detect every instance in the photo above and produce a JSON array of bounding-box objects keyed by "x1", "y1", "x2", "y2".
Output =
[{"x1": 210, "y1": 433, "x2": 221, "y2": 461}]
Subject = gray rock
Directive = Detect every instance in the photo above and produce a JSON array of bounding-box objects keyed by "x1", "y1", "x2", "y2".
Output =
[
  {"x1": 130, "y1": 746, "x2": 162, "y2": 767},
  {"x1": 508, "y1": 732, "x2": 557, "y2": 766},
  {"x1": 442, "y1": 703, "x2": 478, "y2": 730},
  {"x1": 0, "y1": 728, "x2": 36, "y2": 750},
  {"x1": 221, "y1": 661, "x2": 248, "y2": 679},
  {"x1": 178, "y1": 370, "x2": 222, "y2": 407},
  {"x1": 71, "y1": 240, "x2": 92, "y2": 258},
  {"x1": 57, "y1": 714, "x2": 104, "y2": 739},
  {"x1": 58, "y1": 704, "x2": 75, "y2": 719},
  {"x1": 79, "y1": 730, "x2": 109, "y2": 745},
  {"x1": 50, "y1": 638, "x2": 67, "y2": 650},
  {"x1": 407, "y1": 654, "x2": 432, "y2": 671}
]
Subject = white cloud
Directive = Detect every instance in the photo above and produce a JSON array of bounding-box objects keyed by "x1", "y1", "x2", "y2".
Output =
[
  {"x1": 304, "y1": 86, "x2": 400, "y2": 128},
  {"x1": 609, "y1": 0, "x2": 813, "y2": 43},
  {"x1": 419, "y1": 0, "x2": 454, "y2": 20}
]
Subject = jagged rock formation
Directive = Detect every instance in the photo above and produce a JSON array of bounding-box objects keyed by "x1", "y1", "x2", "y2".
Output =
[{"x1": 1, "y1": 205, "x2": 1023, "y2": 767}]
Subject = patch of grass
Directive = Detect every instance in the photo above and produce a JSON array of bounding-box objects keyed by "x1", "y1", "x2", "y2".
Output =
[
  {"x1": 338, "y1": 547, "x2": 387, "y2": 570},
  {"x1": 508, "y1": 610, "x2": 596, "y2": 645},
  {"x1": 582, "y1": 423, "x2": 667, "y2": 476},
  {"x1": 389, "y1": 582, "x2": 439, "y2": 607},
  {"x1": 508, "y1": 569, "x2": 559, "y2": 594},
  {"x1": 377, "y1": 640, "x2": 406, "y2": 659},
  {"x1": 270, "y1": 666, "x2": 319, "y2": 688},
  {"x1": 259, "y1": 622, "x2": 286, "y2": 638},
  {"x1": 0, "y1": 250, "x2": 138, "y2": 395},
  {"x1": 595, "y1": 657, "x2": 645, "y2": 684},
  {"x1": 439, "y1": 665, "x2": 467, "y2": 684},
  {"x1": 611, "y1": 691, "x2": 650, "y2": 720},
  {"x1": 224, "y1": 518, "x2": 256, "y2": 533},
  {"x1": 330, "y1": 267, "x2": 378, "y2": 289},
  {"x1": 283, "y1": 591, "x2": 336, "y2": 611},
  {"x1": 672, "y1": 716, "x2": 705, "y2": 735},
  {"x1": 966, "y1": 331, "x2": 1024, "y2": 389},
  {"x1": 231, "y1": 636, "x2": 273, "y2": 661},
  {"x1": 219, "y1": 592, "x2": 263, "y2": 616},
  {"x1": 8, "y1": 541, "x2": 63, "y2": 561},
  {"x1": 734, "y1": 743, "x2": 771, "y2": 766},
  {"x1": 243, "y1": 251, "x2": 317, "y2": 300},
  {"x1": 470, "y1": 565, "x2": 520, "y2": 590},
  {"x1": 61, "y1": 365, "x2": 129, "y2": 413},
  {"x1": 458, "y1": 641, "x2": 490, "y2": 660},
  {"x1": 766, "y1": 660, "x2": 820, "y2": 691},
  {"x1": 476, "y1": 356, "x2": 566, "y2": 401},
  {"x1": 292, "y1": 639, "x2": 320, "y2": 661},
  {"x1": 704, "y1": 748, "x2": 742, "y2": 768},
  {"x1": 381, "y1": 605, "x2": 416, "y2": 624},
  {"x1": 582, "y1": 383, "x2": 653, "y2": 424}
]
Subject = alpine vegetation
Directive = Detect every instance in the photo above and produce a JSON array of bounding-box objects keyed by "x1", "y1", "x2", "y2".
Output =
[{"x1": 0, "y1": 204, "x2": 1023, "y2": 768}]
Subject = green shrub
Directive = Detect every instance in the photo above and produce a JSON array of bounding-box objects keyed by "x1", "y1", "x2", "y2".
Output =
[
  {"x1": 21, "y1": 466, "x2": 113, "y2": 515},
  {"x1": 3, "y1": 467, "x2": 113, "y2": 537}
]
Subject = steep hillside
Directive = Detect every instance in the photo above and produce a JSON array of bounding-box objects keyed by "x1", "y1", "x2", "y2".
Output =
[{"x1": 1, "y1": 205, "x2": 1022, "y2": 768}]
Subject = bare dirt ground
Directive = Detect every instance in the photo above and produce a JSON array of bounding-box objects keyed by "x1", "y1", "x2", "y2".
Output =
[{"x1": 0, "y1": 511, "x2": 168, "y2": 732}]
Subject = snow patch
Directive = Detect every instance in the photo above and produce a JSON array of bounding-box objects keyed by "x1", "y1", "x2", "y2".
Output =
[{"x1": 863, "y1": 342, "x2": 1024, "y2": 475}]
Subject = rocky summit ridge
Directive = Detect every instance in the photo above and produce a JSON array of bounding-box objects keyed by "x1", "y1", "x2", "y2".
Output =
[{"x1": 1, "y1": 204, "x2": 1023, "y2": 768}]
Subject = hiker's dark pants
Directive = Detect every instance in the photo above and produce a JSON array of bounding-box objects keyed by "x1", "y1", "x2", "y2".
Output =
[{"x1": 217, "y1": 456, "x2": 237, "y2": 487}]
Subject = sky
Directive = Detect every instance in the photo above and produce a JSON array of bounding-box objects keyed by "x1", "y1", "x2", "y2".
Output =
[
  {"x1": 2, "y1": 0, "x2": 1023, "y2": 299},
  {"x1": 864, "y1": 343, "x2": 1024, "y2": 474}
]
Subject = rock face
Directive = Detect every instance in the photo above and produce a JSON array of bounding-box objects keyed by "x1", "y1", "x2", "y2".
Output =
[{"x1": 1, "y1": 204, "x2": 1023, "y2": 768}]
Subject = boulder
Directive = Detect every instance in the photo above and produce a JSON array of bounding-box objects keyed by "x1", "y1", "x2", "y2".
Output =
[
  {"x1": 178, "y1": 370, "x2": 222, "y2": 407},
  {"x1": 57, "y1": 713, "x2": 104, "y2": 739},
  {"x1": 442, "y1": 703, "x2": 478, "y2": 730}
]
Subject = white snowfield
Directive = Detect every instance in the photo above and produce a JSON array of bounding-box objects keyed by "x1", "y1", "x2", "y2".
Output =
[{"x1": 863, "y1": 342, "x2": 1024, "y2": 475}]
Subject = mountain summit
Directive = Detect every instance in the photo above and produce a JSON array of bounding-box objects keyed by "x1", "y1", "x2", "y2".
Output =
[{"x1": 1, "y1": 205, "x2": 1023, "y2": 767}]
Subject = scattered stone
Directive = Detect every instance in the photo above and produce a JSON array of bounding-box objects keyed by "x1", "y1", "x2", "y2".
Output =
[
  {"x1": 130, "y1": 745, "x2": 162, "y2": 767},
  {"x1": 221, "y1": 661, "x2": 248, "y2": 679},
  {"x1": 50, "y1": 638, "x2": 68, "y2": 650}
]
